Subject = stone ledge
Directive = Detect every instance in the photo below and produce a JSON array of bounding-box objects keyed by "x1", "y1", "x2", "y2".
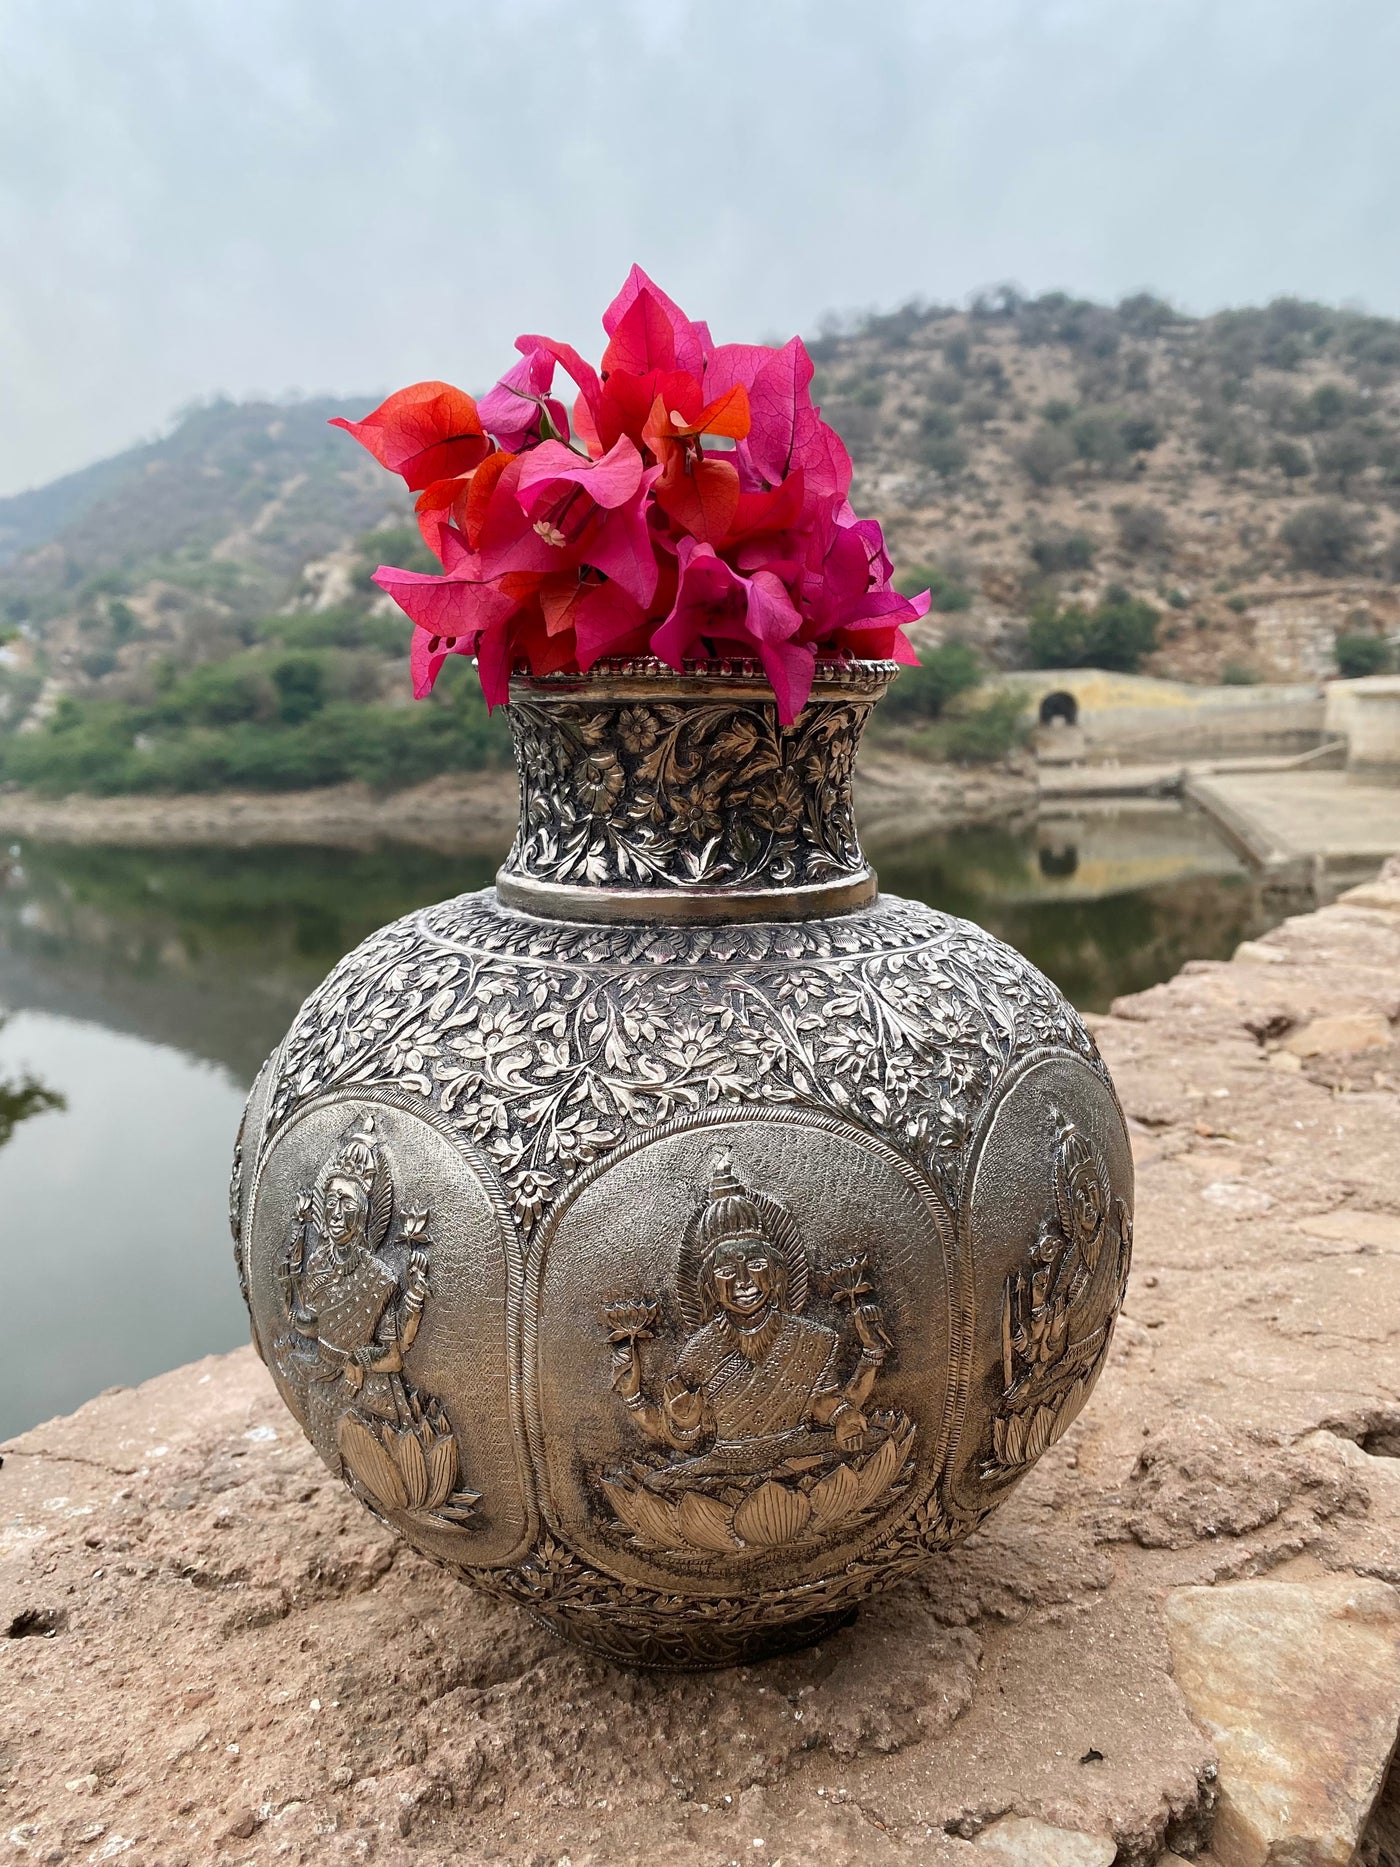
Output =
[{"x1": 5, "y1": 872, "x2": 1400, "y2": 1865}]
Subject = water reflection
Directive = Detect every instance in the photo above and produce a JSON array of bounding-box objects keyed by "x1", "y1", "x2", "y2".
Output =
[
  {"x1": 0, "y1": 1011, "x2": 65, "y2": 1146},
  {"x1": 0, "y1": 807, "x2": 1277, "y2": 1436}
]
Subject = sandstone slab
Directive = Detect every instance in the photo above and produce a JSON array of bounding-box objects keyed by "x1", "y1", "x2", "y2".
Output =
[
  {"x1": 1165, "y1": 1575, "x2": 1400, "y2": 1867},
  {"x1": 971, "y1": 1814, "x2": 1116, "y2": 1864},
  {"x1": 1282, "y1": 1011, "x2": 1395, "y2": 1057}
]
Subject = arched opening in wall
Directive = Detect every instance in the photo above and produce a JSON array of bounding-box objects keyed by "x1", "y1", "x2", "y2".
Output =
[
  {"x1": 1039, "y1": 690, "x2": 1078, "y2": 728},
  {"x1": 1038, "y1": 842, "x2": 1079, "y2": 879}
]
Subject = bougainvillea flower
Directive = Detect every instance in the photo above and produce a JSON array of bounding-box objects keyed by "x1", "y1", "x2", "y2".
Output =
[
  {"x1": 330, "y1": 382, "x2": 491, "y2": 491},
  {"x1": 334, "y1": 267, "x2": 927, "y2": 713},
  {"x1": 515, "y1": 437, "x2": 659, "y2": 607},
  {"x1": 375, "y1": 568, "x2": 516, "y2": 697},
  {"x1": 477, "y1": 335, "x2": 604, "y2": 452},
  {"x1": 653, "y1": 541, "x2": 815, "y2": 723},
  {"x1": 475, "y1": 349, "x2": 565, "y2": 453},
  {"x1": 703, "y1": 338, "x2": 852, "y2": 499},
  {"x1": 653, "y1": 452, "x2": 741, "y2": 546},
  {"x1": 602, "y1": 265, "x2": 709, "y2": 380}
]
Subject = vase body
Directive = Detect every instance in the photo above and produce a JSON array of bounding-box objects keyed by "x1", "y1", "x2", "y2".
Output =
[{"x1": 231, "y1": 661, "x2": 1133, "y2": 1668}]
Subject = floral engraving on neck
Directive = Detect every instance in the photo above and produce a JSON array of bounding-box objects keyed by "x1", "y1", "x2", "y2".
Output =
[{"x1": 501, "y1": 691, "x2": 873, "y2": 895}]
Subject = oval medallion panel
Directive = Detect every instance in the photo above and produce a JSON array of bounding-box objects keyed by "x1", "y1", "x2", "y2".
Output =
[
  {"x1": 526, "y1": 1107, "x2": 966, "y2": 1593},
  {"x1": 953, "y1": 1050, "x2": 1134, "y2": 1508},
  {"x1": 244, "y1": 1094, "x2": 535, "y2": 1569}
]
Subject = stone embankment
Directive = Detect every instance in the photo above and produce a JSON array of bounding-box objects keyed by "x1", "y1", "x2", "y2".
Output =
[
  {"x1": 0, "y1": 755, "x2": 1035, "y2": 853},
  {"x1": 5, "y1": 868, "x2": 1400, "y2": 1865}
]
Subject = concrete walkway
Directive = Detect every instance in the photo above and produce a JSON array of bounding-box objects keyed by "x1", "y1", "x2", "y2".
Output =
[{"x1": 1185, "y1": 768, "x2": 1400, "y2": 887}]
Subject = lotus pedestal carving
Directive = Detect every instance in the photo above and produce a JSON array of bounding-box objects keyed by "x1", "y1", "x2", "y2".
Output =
[{"x1": 231, "y1": 661, "x2": 1133, "y2": 1667}]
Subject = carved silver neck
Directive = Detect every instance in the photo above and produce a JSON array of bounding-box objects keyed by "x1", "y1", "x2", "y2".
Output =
[{"x1": 495, "y1": 658, "x2": 896, "y2": 925}]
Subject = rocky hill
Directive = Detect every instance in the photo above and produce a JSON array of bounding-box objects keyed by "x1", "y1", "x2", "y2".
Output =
[{"x1": 2, "y1": 291, "x2": 1398, "y2": 792}]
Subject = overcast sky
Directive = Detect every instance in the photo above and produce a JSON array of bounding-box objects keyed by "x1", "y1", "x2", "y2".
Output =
[{"x1": 2, "y1": 0, "x2": 1397, "y2": 498}]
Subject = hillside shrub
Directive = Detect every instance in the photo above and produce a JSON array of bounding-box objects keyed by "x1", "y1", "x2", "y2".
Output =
[
  {"x1": 0, "y1": 678, "x2": 511, "y2": 796},
  {"x1": 1280, "y1": 501, "x2": 1367, "y2": 575},
  {"x1": 893, "y1": 563, "x2": 973, "y2": 612},
  {"x1": 1114, "y1": 504, "x2": 1169, "y2": 556},
  {"x1": 1070, "y1": 409, "x2": 1128, "y2": 475},
  {"x1": 1027, "y1": 585, "x2": 1158, "y2": 672},
  {"x1": 1334, "y1": 633, "x2": 1393, "y2": 678},
  {"x1": 1029, "y1": 530, "x2": 1096, "y2": 574},
  {"x1": 1019, "y1": 424, "x2": 1076, "y2": 488},
  {"x1": 271, "y1": 654, "x2": 327, "y2": 724},
  {"x1": 942, "y1": 689, "x2": 1027, "y2": 762},
  {"x1": 1315, "y1": 427, "x2": 1372, "y2": 492},
  {"x1": 1270, "y1": 439, "x2": 1312, "y2": 484},
  {"x1": 915, "y1": 431, "x2": 968, "y2": 479},
  {"x1": 880, "y1": 642, "x2": 983, "y2": 720}
]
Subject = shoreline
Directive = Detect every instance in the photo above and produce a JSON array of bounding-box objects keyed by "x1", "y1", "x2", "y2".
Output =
[{"x1": 0, "y1": 754, "x2": 1039, "y2": 851}]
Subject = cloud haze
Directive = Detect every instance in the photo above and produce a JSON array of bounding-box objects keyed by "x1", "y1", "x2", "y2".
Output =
[{"x1": 1, "y1": 0, "x2": 1396, "y2": 495}]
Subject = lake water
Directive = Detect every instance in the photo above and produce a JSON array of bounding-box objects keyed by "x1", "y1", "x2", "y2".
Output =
[{"x1": 0, "y1": 805, "x2": 1278, "y2": 1437}]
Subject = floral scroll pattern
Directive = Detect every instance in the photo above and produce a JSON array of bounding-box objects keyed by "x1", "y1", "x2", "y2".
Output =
[
  {"x1": 257, "y1": 886, "x2": 1108, "y2": 1665},
  {"x1": 265, "y1": 892, "x2": 1098, "y2": 1240},
  {"x1": 502, "y1": 673, "x2": 882, "y2": 894}
]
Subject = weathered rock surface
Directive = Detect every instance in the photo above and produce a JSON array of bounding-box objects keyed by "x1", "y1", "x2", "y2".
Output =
[
  {"x1": 5, "y1": 868, "x2": 1400, "y2": 1864},
  {"x1": 971, "y1": 1814, "x2": 1116, "y2": 1864},
  {"x1": 1166, "y1": 1576, "x2": 1400, "y2": 1866}
]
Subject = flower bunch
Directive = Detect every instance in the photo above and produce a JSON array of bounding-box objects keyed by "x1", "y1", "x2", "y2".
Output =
[{"x1": 333, "y1": 266, "x2": 928, "y2": 723}]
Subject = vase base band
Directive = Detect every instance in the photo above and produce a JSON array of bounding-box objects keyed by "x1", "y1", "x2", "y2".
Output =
[
  {"x1": 524, "y1": 1603, "x2": 861, "y2": 1670},
  {"x1": 494, "y1": 868, "x2": 880, "y2": 925}
]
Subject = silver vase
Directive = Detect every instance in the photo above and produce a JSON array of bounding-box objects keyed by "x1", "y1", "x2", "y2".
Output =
[{"x1": 230, "y1": 659, "x2": 1133, "y2": 1668}]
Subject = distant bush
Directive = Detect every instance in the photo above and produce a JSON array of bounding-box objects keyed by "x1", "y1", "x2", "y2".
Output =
[
  {"x1": 1314, "y1": 426, "x2": 1372, "y2": 492},
  {"x1": 1269, "y1": 438, "x2": 1312, "y2": 485},
  {"x1": 915, "y1": 429, "x2": 968, "y2": 479},
  {"x1": 0, "y1": 674, "x2": 511, "y2": 797},
  {"x1": 1280, "y1": 501, "x2": 1367, "y2": 575},
  {"x1": 1334, "y1": 633, "x2": 1394, "y2": 679},
  {"x1": 160, "y1": 660, "x2": 272, "y2": 727},
  {"x1": 258, "y1": 604, "x2": 407, "y2": 655},
  {"x1": 271, "y1": 654, "x2": 327, "y2": 724},
  {"x1": 352, "y1": 525, "x2": 438, "y2": 590},
  {"x1": 1070, "y1": 409, "x2": 1129, "y2": 475},
  {"x1": 1029, "y1": 530, "x2": 1096, "y2": 574},
  {"x1": 942, "y1": 689, "x2": 1027, "y2": 763},
  {"x1": 880, "y1": 642, "x2": 983, "y2": 720},
  {"x1": 1117, "y1": 293, "x2": 1180, "y2": 337},
  {"x1": 108, "y1": 599, "x2": 140, "y2": 643},
  {"x1": 893, "y1": 563, "x2": 974, "y2": 612},
  {"x1": 1027, "y1": 585, "x2": 1159, "y2": 672},
  {"x1": 1221, "y1": 661, "x2": 1260, "y2": 686},
  {"x1": 1299, "y1": 382, "x2": 1353, "y2": 431},
  {"x1": 1019, "y1": 424, "x2": 1076, "y2": 487},
  {"x1": 1113, "y1": 505, "x2": 1169, "y2": 556}
]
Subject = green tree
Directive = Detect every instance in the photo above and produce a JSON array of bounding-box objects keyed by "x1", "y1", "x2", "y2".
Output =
[
  {"x1": 272, "y1": 655, "x2": 328, "y2": 724},
  {"x1": 1334, "y1": 633, "x2": 1393, "y2": 678},
  {"x1": 880, "y1": 642, "x2": 983, "y2": 720},
  {"x1": 1027, "y1": 586, "x2": 1158, "y2": 672}
]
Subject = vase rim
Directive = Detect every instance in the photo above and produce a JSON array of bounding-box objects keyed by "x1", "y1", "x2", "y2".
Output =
[{"x1": 508, "y1": 655, "x2": 899, "y2": 701}]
